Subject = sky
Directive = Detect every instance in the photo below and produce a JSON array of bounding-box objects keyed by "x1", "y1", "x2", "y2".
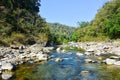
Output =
[{"x1": 40, "y1": 0, "x2": 110, "y2": 27}]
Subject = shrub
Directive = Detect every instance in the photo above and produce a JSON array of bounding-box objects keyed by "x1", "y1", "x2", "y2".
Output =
[{"x1": 11, "y1": 33, "x2": 25, "y2": 44}]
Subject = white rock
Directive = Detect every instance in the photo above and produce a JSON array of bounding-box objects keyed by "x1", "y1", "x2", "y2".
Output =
[
  {"x1": 84, "y1": 52, "x2": 92, "y2": 56},
  {"x1": 94, "y1": 50, "x2": 102, "y2": 56},
  {"x1": 2, "y1": 72, "x2": 13, "y2": 80},
  {"x1": 0, "y1": 61, "x2": 2, "y2": 66},
  {"x1": 1, "y1": 63, "x2": 13, "y2": 71},
  {"x1": 81, "y1": 70, "x2": 89, "y2": 74},
  {"x1": 0, "y1": 68, "x2": 2, "y2": 74},
  {"x1": 56, "y1": 47, "x2": 61, "y2": 52},
  {"x1": 36, "y1": 54, "x2": 48, "y2": 61},
  {"x1": 84, "y1": 59, "x2": 92, "y2": 63},
  {"x1": 87, "y1": 48, "x2": 94, "y2": 52},
  {"x1": 111, "y1": 47, "x2": 120, "y2": 55},
  {"x1": 76, "y1": 52, "x2": 84, "y2": 56},
  {"x1": 42, "y1": 48, "x2": 50, "y2": 53},
  {"x1": 110, "y1": 56, "x2": 119, "y2": 59},
  {"x1": 105, "y1": 58, "x2": 116, "y2": 65},
  {"x1": 114, "y1": 61, "x2": 120, "y2": 66},
  {"x1": 55, "y1": 58, "x2": 62, "y2": 62},
  {"x1": 61, "y1": 49, "x2": 66, "y2": 53}
]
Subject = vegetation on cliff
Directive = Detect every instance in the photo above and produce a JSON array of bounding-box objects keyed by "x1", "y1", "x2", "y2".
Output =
[
  {"x1": 74, "y1": 0, "x2": 120, "y2": 41},
  {"x1": 0, "y1": 0, "x2": 49, "y2": 46}
]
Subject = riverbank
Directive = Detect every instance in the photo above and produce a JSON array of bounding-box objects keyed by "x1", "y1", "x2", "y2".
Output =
[
  {"x1": 1, "y1": 41, "x2": 120, "y2": 79},
  {"x1": 57, "y1": 41, "x2": 120, "y2": 65},
  {"x1": 0, "y1": 44, "x2": 54, "y2": 80}
]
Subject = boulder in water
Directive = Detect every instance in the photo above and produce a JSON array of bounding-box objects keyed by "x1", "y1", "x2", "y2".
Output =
[
  {"x1": 56, "y1": 47, "x2": 61, "y2": 53},
  {"x1": 76, "y1": 52, "x2": 84, "y2": 56},
  {"x1": 55, "y1": 58, "x2": 63, "y2": 62},
  {"x1": 1, "y1": 63, "x2": 14, "y2": 71},
  {"x1": 105, "y1": 58, "x2": 116, "y2": 65},
  {"x1": 84, "y1": 59, "x2": 92, "y2": 63},
  {"x1": 114, "y1": 61, "x2": 120, "y2": 66},
  {"x1": 1, "y1": 72, "x2": 13, "y2": 80}
]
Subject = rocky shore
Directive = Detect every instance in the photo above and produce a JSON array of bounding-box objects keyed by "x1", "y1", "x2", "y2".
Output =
[
  {"x1": 56, "y1": 41, "x2": 120, "y2": 65},
  {"x1": 0, "y1": 44, "x2": 54, "y2": 80},
  {"x1": 1, "y1": 41, "x2": 120, "y2": 79}
]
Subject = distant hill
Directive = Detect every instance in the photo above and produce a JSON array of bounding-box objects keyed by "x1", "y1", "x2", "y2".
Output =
[{"x1": 47, "y1": 23, "x2": 76, "y2": 43}]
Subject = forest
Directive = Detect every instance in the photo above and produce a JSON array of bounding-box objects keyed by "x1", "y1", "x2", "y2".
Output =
[
  {"x1": 0, "y1": 0, "x2": 49, "y2": 46},
  {"x1": 74, "y1": 0, "x2": 120, "y2": 41},
  {"x1": 48, "y1": 23, "x2": 75, "y2": 44},
  {"x1": 0, "y1": 0, "x2": 120, "y2": 46}
]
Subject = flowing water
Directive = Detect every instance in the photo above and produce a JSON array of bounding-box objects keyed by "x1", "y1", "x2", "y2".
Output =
[{"x1": 14, "y1": 50, "x2": 120, "y2": 80}]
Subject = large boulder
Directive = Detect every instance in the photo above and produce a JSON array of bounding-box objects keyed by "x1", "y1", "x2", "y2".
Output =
[
  {"x1": 105, "y1": 58, "x2": 116, "y2": 65},
  {"x1": 1, "y1": 63, "x2": 14, "y2": 71},
  {"x1": 1, "y1": 72, "x2": 13, "y2": 80}
]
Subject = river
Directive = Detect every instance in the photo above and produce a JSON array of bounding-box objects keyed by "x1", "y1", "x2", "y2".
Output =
[{"x1": 13, "y1": 50, "x2": 120, "y2": 80}]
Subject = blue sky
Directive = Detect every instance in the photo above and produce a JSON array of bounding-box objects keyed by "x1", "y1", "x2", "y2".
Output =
[{"x1": 40, "y1": 0, "x2": 110, "y2": 27}]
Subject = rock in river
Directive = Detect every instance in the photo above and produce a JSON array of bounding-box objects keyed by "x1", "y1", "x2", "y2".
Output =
[
  {"x1": 105, "y1": 58, "x2": 116, "y2": 65},
  {"x1": 76, "y1": 52, "x2": 84, "y2": 56},
  {"x1": 2, "y1": 72, "x2": 13, "y2": 80},
  {"x1": 55, "y1": 58, "x2": 63, "y2": 62},
  {"x1": 1, "y1": 63, "x2": 14, "y2": 71},
  {"x1": 114, "y1": 61, "x2": 120, "y2": 66}
]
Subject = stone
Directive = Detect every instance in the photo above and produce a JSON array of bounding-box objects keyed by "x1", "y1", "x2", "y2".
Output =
[
  {"x1": 1, "y1": 63, "x2": 14, "y2": 71},
  {"x1": 36, "y1": 54, "x2": 48, "y2": 61},
  {"x1": 56, "y1": 47, "x2": 61, "y2": 52},
  {"x1": 61, "y1": 49, "x2": 66, "y2": 53},
  {"x1": 114, "y1": 61, "x2": 120, "y2": 66},
  {"x1": 110, "y1": 56, "x2": 119, "y2": 60},
  {"x1": 105, "y1": 58, "x2": 116, "y2": 65},
  {"x1": 84, "y1": 52, "x2": 92, "y2": 56},
  {"x1": 84, "y1": 59, "x2": 92, "y2": 63},
  {"x1": 42, "y1": 48, "x2": 50, "y2": 53},
  {"x1": 0, "y1": 68, "x2": 2, "y2": 74},
  {"x1": 87, "y1": 48, "x2": 94, "y2": 52},
  {"x1": 19, "y1": 45, "x2": 25, "y2": 50},
  {"x1": 110, "y1": 47, "x2": 120, "y2": 55},
  {"x1": 10, "y1": 45, "x2": 19, "y2": 49},
  {"x1": 0, "y1": 61, "x2": 2, "y2": 66},
  {"x1": 2, "y1": 72, "x2": 13, "y2": 80},
  {"x1": 55, "y1": 58, "x2": 63, "y2": 62},
  {"x1": 76, "y1": 52, "x2": 84, "y2": 56},
  {"x1": 81, "y1": 70, "x2": 89, "y2": 74}
]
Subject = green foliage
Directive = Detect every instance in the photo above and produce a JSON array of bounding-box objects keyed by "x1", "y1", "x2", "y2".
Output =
[
  {"x1": 77, "y1": 21, "x2": 89, "y2": 28},
  {"x1": 74, "y1": 0, "x2": 120, "y2": 41},
  {"x1": 0, "y1": 0, "x2": 49, "y2": 46},
  {"x1": 48, "y1": 23, "x2": 76, "y2": 43}
]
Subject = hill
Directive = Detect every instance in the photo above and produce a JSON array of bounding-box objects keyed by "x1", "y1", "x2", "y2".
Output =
[
  {"x1": 0, "y1": 0, "x2": 49, "y2": 46},
  {"x1": 47, "y1": 23, "x2": 76, "y2": 43},
  {"x1": 74, "y1": 0, "x2": 120, "y2": 41}
]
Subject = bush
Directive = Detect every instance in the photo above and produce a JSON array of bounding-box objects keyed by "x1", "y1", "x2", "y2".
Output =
[
  {"x1": 0, "y1": 39, "x2": 9, "y2": 46},
  {"x1": 11, "y1": 33, "x2": 25, "y2": 44}
]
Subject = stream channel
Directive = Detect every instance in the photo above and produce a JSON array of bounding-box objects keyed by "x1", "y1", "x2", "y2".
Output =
[{"x1": 14, "y1": 50, "x2": 120, "y2": 80}]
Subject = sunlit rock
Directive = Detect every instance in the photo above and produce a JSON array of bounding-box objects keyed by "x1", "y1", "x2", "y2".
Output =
[
  {"x1": 1, "y1": 63, "x2": 14, "y2": 71},
  {"x1": 105, "y1": 58, "x2": 116, "y2": 65},
  {"x1": 76, "y1": 52, "x2": 84, "y2": 56}
]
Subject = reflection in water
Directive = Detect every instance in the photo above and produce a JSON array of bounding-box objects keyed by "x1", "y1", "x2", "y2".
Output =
[{"x1": 15, "y1": 51, "x2": 120, "y2": 80}]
